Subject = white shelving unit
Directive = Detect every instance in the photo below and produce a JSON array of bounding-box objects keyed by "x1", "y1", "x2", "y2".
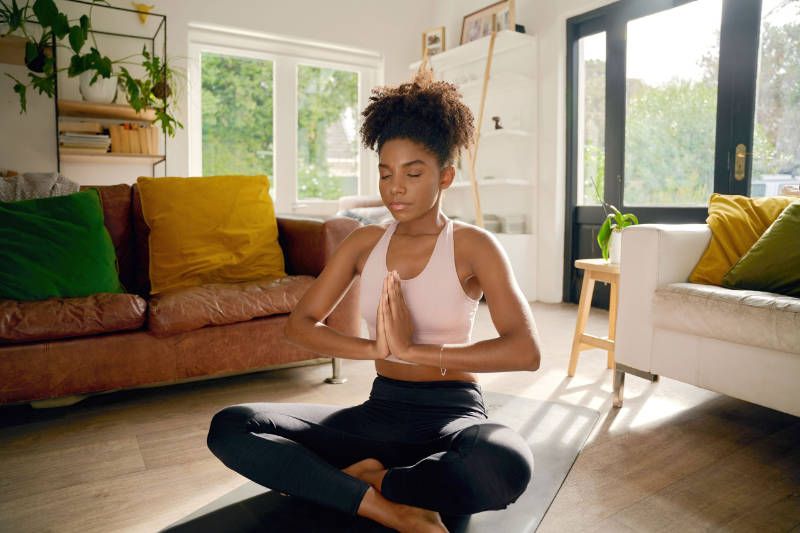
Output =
[{"x1": 409, "y1": 30, "x2": 538, "y2": 300}]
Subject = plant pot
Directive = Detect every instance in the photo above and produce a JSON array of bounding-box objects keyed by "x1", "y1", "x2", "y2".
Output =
[
  {"x1": 608, "y1": 229, "x2": 622, "y2": 264},
  {"x1": 79, "y1": 72, "x2": 118, "y2": 104}
]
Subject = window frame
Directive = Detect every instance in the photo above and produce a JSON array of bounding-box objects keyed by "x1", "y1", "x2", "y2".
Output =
[{"x1": 188, "y1": 23, "x2": 383, "y2": 215}]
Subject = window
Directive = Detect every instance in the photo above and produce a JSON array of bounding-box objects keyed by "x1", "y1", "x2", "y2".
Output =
[
  {"x1": 200, "y1": 52, "x2": 275, "y2": 197},
  {"x1": 296, "y1": 65, "x2": 359, "y2": 201},
  {"x1": 751, "y1": 0, "x2": 800, "y2": 197},
  {"x1": 577, "y1": 32, "x2": 606, "y2": 206},
  {"x1": 188, "y1": 25, "x2": 381, "y2": 214},
  {"x1": 624, "y1": 1, "x2": 722, "y2": 207}
]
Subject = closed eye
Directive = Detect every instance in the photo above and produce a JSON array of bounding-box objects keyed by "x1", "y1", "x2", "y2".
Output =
[{"x1": 408, "y1": 173, "x2": 422, "y2": 177}]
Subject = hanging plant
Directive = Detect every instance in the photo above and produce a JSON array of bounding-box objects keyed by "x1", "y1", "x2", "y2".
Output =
[{"x1": 1, "y1": 0, "x2": 182, "y2": 136}]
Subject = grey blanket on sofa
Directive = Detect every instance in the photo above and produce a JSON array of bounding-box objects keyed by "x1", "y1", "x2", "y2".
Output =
[{"x1": 0, "y1": 172, "x2": 80, "y2": 202}]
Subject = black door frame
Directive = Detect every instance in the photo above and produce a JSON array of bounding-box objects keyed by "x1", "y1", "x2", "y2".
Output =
[{"x1": 564, "y1": 0, "x2": 763, "y2": 303}]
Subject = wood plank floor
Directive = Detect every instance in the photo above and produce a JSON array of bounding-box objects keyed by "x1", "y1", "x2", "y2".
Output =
[{"x1": 1, "y1": 302, "x2": 798, "y2": 532}]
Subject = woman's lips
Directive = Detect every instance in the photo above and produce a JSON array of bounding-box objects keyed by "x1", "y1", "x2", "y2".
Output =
[{"x1": 389, "y1": 202, "x2": 409, "y2": 211}]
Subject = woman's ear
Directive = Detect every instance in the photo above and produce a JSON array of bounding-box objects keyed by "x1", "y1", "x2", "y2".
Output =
[{"x1": 439, "y1": 165, "x2": 456, "y2": 189}]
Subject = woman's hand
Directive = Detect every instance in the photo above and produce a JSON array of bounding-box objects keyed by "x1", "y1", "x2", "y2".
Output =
[
  {"x1": 383, "y1": 271, "x2": 414, "y2": 359},
  {"x1": 374, "y1": 274, "x2": 390, "y2": 359}
]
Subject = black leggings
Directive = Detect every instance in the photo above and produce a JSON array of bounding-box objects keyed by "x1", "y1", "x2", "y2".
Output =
[{"x1": 206, "y1": 375, "x2": 533, "y2": 516}]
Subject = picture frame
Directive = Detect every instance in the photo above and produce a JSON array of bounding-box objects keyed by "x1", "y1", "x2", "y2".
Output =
[
  {"x1": 460, "y1": 0, "x2": 516, "y2": 45},
  {"x1": 422, "y1": 26, "x2": 446, "y2": 59}
]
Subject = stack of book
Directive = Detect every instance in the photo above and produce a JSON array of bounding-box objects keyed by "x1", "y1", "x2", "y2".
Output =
[
  {"x1": 59, "y1": 121, "x2": 111, "y2": 154},
  {"x1": 108, "y1": 123, "x2": 159, "y2": 155}
]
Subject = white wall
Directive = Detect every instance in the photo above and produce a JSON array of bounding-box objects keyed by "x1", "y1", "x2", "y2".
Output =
[{"x1": 0, "y1": 0, "x2": 436, "y2": 181}]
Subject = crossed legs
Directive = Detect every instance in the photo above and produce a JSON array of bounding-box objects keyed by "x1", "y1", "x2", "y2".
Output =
[{"x1": 207, "y1": 402, "x2": 533, "y2": 531}]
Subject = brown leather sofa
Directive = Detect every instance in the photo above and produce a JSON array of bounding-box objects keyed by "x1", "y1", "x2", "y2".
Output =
[{"x1": 0, "y1": 184, "x2": 360, "y2": 408}]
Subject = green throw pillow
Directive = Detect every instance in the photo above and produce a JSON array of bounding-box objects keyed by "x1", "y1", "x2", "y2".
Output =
[
  {"x1": 0, "y1": 189, "x2": 123, "y2": 301},
  {"x1": 722, "y1": 201, "x2": 800, "y2": 297}
]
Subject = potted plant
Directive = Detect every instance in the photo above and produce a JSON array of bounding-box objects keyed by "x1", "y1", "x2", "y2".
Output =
[
  {"x1": 1, "y1": 0, "x2": 182, "y2": 136},
  {"x1": 597, "y1": 204, "x2": 638, "y2": 263}
]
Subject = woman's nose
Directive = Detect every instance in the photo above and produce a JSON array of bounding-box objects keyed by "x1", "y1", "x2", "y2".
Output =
[{"x1": 390, "y1": 177, "x2": 405, "y2": 195}]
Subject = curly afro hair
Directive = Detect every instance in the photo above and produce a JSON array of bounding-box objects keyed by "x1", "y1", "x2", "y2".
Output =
[{"x1": 359, "y1": 66, "x2": 475, "y2": 168}]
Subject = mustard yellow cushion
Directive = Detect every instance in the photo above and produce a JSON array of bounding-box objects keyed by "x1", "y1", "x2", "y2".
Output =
[
  {"x1": 689, "y1": 193, "x2": 795, "y2": 286},
  {"x1": 137, "y1": 175, "x2": 285, "y2": 295}
]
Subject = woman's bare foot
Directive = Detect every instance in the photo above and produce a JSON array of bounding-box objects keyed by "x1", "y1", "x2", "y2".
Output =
[
  {"x1": 395, "y1": 502, "x2": 448, "y2": 533},
  {"x1": 357, "y1": 487, "x2": 448, "y2": 533}
]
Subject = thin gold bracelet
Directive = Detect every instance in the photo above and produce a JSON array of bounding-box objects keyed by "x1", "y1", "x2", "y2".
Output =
[{"x1": 439, "y1": 344, "x2": 447, "y2": 376}]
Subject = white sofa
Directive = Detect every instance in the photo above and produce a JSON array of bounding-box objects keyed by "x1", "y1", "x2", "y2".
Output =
[{"x1": 614, "y1": 224, "x2": 800, "y2": 417}]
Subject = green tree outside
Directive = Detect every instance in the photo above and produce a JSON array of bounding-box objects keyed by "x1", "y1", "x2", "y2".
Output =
[
  {"x1": 201, "y1": 54, "x2": 274, "y2": 189},
  {"x1": 201, "y1": 56, "x2": 359, "y2": 201},
  {"x1": 581, "y1": 7, "x2": 799, "y2": 205},
  {"x1": 297, "y1": 65, "x2": 358, "y2": 200}
]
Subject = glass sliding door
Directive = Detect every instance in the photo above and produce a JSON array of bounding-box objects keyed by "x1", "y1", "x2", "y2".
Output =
[
  {"x1": 624, "y1": 1, "x2": 722, "y2": 207},
  {"x1": 751, "y1": 0, "x2": 800, "y2": 197},
  {"x1": 565, "y1": 0, "x2": 779, "y2": 304},
  {"x1": 577, "y1": 32, "x2": 606, "y2": 207}
]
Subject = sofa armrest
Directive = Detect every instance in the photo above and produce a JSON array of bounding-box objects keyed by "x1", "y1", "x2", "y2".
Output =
[
  {"x1": 277, "y1": 216, "x2": 360, "y2": 277},
  {"x1": 277, "y1": 216, "x2": 362, "y2": 337},
  {"x1": 616, "y1": 224, "x2": 711, "y2": 371}
]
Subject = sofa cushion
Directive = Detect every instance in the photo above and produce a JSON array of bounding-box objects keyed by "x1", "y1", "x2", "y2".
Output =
[
  {"x1": 148, "y1": 275, "x2": 315, "y2": 337},
  {"x1": 653, "y1": 282, "x2": 800, "y2": 354},
  {"x1": 137, "y1": 175, "x2": 286, "y2": 295},
  {"x1": 723, "y1": 201, "x2": 800, "y2": 298},
  {"x1": 689, "y1": 194, "x2": 794, "y2": 286},
  {"x1": 0, "y1": 189, "x2": 124, "y2": 301},
  {"x1": 0, "y1": 293, "x2": 146, "y2": 343}
]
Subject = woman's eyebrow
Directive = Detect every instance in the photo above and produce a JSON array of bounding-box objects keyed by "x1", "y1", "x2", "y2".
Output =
[{"x1": 378, "y1": 160, "x2": 427, "y2": 169}]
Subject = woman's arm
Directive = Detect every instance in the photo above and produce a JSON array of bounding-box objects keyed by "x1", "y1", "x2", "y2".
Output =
[
  {"x1": 384, "y1": 229, "x2": 541, "y2": 372},
  {"x1": 284, "y1": 226, "x2": 386, "y2": 361}
]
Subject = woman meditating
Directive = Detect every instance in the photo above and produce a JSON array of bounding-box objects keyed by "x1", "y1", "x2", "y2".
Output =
[{"x1": 207, "y1": 69, "x2": 541, "y2": 533}]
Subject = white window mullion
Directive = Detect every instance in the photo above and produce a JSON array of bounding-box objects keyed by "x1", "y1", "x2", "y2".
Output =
[
  {"x1": 274, "y1": 58, "x2": 297, "y2": 214},
  {"x1": 187, "y1": 42, "x2": 203, "y2": 177}
]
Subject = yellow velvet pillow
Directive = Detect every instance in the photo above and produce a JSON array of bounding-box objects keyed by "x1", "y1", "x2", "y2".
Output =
[
  {"x1": 137, "y1": 175, "x2": 285, "y2": 295},
  {"x1": 689, "y1": 193, "x2": 795, "y2": 285}
]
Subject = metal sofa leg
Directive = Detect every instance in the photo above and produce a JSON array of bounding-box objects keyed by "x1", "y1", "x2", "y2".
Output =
[
  {"x1": 30, "y1": 394, "x2": 88, "y2": 408},
  {"x1": 613, "y1": 369, "x2": 625, "y2": 408},
  {"x1": 612, "y1": 363, "x2": 660, "y2": 408},
  {"x1": 324, "y1": 357, "x2": 347, "y2": 384}
]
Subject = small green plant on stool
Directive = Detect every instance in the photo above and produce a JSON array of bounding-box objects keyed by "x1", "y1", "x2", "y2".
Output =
[{"x1": 597, "y1": 205, "x2": 638, "y2": 261}]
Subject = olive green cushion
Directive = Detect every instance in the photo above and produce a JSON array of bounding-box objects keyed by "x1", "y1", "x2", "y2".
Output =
[
  {"x1": 722, "y1": 202, "x2": 800, "y2": 297},
  {"x1": 0, "y1": 189, "x2": 123, "y2": 301}
]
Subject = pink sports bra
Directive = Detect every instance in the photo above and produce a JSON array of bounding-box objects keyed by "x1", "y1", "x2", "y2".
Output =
[{"x1": 359, "y1": 218, "x2": 479, "y2": 365}]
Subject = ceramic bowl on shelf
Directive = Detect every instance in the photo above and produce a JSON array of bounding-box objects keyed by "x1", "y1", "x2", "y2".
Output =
[{"x1": 79, "y1": 72, "x2": 119, "y2": 104}]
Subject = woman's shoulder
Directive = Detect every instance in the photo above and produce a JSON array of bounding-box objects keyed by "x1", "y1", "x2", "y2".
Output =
[
  {"x1": 452, "y1": 219, "x2": 498, "y2": 248},
  {"x1": 344, "y1": 222, "x2": 393, "y2": 263},
  {"x1": 451, "y1": 219, "x2": 507, "y2": 266}
]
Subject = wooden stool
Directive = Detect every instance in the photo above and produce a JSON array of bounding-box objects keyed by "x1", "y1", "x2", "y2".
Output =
[{"x1": 568, "y1": 258, "x2": 620, "y2": 377}]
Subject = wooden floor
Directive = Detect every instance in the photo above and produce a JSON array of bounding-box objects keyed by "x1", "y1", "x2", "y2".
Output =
[{"x1": 1, "y1": 302, "x2": 798, "y2": 533}]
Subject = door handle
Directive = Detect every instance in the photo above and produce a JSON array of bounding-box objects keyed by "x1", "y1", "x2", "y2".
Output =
[{"x1": 734, "y1": 144, "x2": 747, "y2": 182}]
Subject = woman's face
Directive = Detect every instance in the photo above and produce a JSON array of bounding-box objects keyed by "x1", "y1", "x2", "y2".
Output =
[{"x1": 378, "y1": 138, "x2": 453, "y2": 221}]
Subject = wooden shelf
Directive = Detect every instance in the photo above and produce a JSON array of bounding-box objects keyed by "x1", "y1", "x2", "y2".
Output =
[
  {"x1": 409, "y1": 30, "x2": 535, "y2": 71},
  {"x1": 60, "y1": 150, "x2": 165, "y2": 164},
  {"x1": 57, "y1": 100, "x2": 156, "y2": 122},
  {"x1": 481, "y1": 128, "x2": 532, "y2": 139}
]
